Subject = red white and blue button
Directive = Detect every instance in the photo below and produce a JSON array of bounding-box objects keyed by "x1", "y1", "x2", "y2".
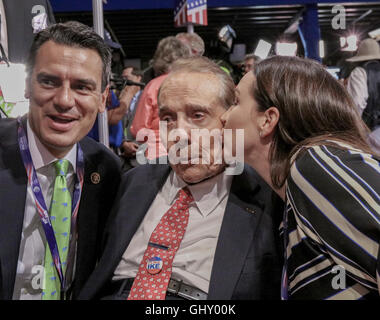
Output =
[{"x1": 146, "y1": 257, "x2": 163, "y2": 275}]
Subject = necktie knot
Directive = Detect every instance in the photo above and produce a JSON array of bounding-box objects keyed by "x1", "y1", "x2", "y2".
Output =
[
  {"x1": 54, "y1": 159, "x2": 69, "y2": 177},
  {"x1": 178, "y1": 187, "x2": 193, "y2": 204}
]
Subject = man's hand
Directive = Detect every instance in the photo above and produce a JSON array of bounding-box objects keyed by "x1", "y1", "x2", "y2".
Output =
[
  {"x1": 121, "y1": 141, "x2": 139, "y2": 158},
  {"x1": 108, "y1": 74, "x2": 141, "y2": 125},
  {"x1": 119, "y1": 74, "x2": 141, "y2": 111},
  {"x1": 119, "y1": 85, "x2": 140, "y2": 109}
]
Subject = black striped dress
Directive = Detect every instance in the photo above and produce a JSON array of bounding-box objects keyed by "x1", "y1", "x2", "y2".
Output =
[{"x1": 281, "y1": 142, "x2": 380, "y2": 299}]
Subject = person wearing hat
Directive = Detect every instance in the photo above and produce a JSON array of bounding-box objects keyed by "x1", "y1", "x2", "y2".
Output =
[{"x1": 346, "y1": 38, "x2": 380, "y2": 152}]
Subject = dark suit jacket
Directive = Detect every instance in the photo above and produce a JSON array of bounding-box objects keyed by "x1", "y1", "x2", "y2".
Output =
[
  {"x1": 0, "y1": 116, "x2": 122, "y2": 299},
  {"x1": 79, "y1": 162, "x2": 284, "y2": 300}
]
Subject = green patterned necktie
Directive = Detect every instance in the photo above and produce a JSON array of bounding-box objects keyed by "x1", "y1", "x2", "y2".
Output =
[{"x1": 42, "y1": 160, "x2": 72, "y2": 300}]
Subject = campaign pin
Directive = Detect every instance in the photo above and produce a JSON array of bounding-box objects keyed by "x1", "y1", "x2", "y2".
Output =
[
  {"x1": 146, "y1": 257, "x2": 163, "y2": 275},
  {"x1": 91, "y1": 172, "x2": 100, "y2": 184}
]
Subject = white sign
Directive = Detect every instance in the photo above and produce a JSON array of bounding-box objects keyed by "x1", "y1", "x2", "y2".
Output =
[{"x1": 0, "y1": 63, "x2": 29, "y2": 117}]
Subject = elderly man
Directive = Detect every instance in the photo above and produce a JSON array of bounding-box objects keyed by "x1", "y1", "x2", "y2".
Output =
[
  {"x1": 79, "y1": 57, "x2": 282, "y2": 300},
  {"x1": 0, "y1": 21, "x2": 121, "y2": 300}
]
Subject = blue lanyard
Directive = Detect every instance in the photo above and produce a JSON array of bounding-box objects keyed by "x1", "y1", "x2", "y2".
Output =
[{"x1": 17, "y1": 117, "x2": 84, "y2": 292}]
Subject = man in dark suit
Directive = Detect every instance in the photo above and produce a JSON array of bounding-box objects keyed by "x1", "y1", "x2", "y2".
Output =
[
  {"x1": 0, "y1": 21, "x2": 121, "y2": 300},
  {"x1": 79, "y1": 56, "x2": 283, "y2": 300}
]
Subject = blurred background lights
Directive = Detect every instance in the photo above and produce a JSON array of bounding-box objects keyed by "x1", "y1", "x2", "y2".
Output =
[{"x1": 275, "y1": 42, "x2": 298, "y2": 56}]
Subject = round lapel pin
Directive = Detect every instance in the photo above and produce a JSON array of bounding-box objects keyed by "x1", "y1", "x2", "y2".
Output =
[
  {"x1": 91, "y1": 172, "x2": 100, "y2": 184},
  {"x1": 146, "y1": 257, "x2": 163, "y2": 275}
]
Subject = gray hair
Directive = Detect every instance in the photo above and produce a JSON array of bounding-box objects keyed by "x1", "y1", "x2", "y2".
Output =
[
  {"x1": 160, "y1": 56, "x2": 235, "y2": 110},
  {"x1": 244, "y1": 53, "x2": 261, "y2": 63},
  {"x1": 152, "y1": 36, "x2": 191, "y2": 76},
  {"x1": 26, "y1": 21, "x2": 112, "y2": 92},
  {"x1": 176, "y1": 32, "x2": 205, "y2": 56}
]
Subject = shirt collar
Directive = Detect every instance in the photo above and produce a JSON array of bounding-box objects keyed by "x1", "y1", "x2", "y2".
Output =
[
  {"x1": 27, "y1": 117, "x2": 77, "y2": 172},
  {"x1": 162, "y1": 169, "x2": 233, "y2": 217}
]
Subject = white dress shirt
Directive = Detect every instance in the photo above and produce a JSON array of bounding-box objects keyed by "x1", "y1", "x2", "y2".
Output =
[
  {"x1": 0, "y1": 0, "x2": 8, "y2": 58},
  {"x1": 12, "y1": 119, "x2": 77, "y2": 300},
  {"x1": 347, "y1": 66, "x2": 368, "y2": 116},
  {"x1": 113, "y1": 169, "x2": 233, "y2": 294}
]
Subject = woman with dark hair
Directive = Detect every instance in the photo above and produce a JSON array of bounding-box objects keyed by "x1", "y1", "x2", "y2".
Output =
[{"x1": 221, "y1": 55, "x2": 380, "y2": 299}]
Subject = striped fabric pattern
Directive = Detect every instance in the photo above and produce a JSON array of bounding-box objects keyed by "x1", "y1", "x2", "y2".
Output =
[{"x1": 284, "y1": 143, "x2": 380, "y2": 299}]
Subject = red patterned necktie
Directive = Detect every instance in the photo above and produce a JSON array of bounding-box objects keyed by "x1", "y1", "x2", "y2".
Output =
[{"x1": 128, "y1": 187, "x2": 193, "y2": 300}]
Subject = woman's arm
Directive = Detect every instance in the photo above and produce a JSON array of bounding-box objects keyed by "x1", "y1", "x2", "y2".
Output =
[{"x1": 287, "y1": 144, "x2": 380, "y2": 293}]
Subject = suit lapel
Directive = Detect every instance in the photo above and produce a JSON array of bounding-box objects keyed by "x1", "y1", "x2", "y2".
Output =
[
  {"x1": 207, "y1": 168, "x2": 263, "y2": 300},
  {"x1": 80, "y1": 164, "x2": 172, "y2": 298},
  {"x1": 74, "y1": 148, "x2": 96, "y2": 277},
  {"x1": 110, "y1": 165, "x2": 172, "y2": 266},
  {"x1": 0, "y1": 142, "x2": 27, "y2": 299}
]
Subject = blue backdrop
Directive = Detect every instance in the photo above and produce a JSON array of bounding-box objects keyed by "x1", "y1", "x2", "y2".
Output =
[{"x1": 50, "y1": 0, "x2": 380, "y2": 12}]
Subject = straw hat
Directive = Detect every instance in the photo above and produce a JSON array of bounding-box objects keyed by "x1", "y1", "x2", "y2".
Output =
[{"x1": 346, "y1": 38, "x2": 380, "y2": 62}]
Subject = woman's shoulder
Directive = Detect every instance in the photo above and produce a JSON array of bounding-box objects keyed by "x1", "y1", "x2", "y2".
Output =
[
  {"x1": 293, "y1": 141, "x2": 379, "y2": 167},
  {"x1": 289, "y1": 142, "x2": 380, "y2": 189}
]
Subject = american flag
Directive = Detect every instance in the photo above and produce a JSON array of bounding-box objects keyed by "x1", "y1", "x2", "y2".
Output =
[{"x1": 174, "y1": 0, "x2": 208, "y2": 28}]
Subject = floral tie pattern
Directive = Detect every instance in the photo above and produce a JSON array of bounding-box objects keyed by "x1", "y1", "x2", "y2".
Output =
[
  {"x1": 128, "y1": 188, "x2": 193, "y2": 300},
  {"x1": 42, "y1": 160, "x2": 71, "y2": 300}
]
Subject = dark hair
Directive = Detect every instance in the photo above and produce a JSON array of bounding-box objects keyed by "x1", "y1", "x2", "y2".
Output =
[
  {"x1": 26, "y1": 21, "x2": 112, "y2": 92},
  {"x1": 253, "y1": 55, "x2": 375, "y2": 188}
]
